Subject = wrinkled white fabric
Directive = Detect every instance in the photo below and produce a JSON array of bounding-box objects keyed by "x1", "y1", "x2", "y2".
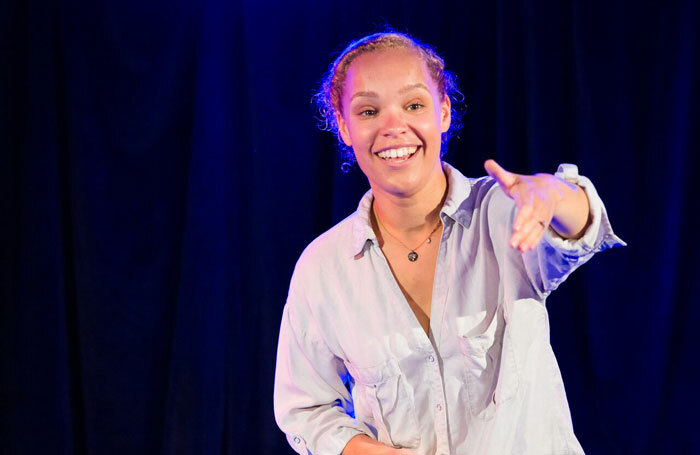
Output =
[{"x1": 274, "y1": 162, "x2": 625, "y2": 455}]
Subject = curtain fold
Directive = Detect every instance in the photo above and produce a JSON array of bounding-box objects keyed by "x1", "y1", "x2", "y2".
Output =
[{"x1": 1, "y1": 1, "x2": 697, "y2": 454}]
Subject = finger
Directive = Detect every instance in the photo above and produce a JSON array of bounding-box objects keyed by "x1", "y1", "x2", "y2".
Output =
[
  {"x1": 520, "y1": 221, "x2": 547, "y2": 251},
  {"x1": 512, "y1": 204, "x2": 534, "y2": 232},
  {"x1": 484, "y1": 159, "x2": 517, "y2": 194},
  {"x1": 512, "y1": 219, "x2": 542, "y2": 251},
  {"x1": 510, "y1": 217, "x2": 540, "y2": 249}
]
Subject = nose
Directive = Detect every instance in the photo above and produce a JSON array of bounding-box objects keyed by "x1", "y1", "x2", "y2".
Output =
[{"x1": 380, "y1": 108, "x2": 408, "y2": 138}]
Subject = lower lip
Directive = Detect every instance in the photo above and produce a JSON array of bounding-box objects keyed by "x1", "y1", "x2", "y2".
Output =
[{"x1": 375, "y1": 147, "x2": 420, "y2": 167}]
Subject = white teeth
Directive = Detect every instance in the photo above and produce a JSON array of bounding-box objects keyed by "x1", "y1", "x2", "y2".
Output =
[{"x1": 376, "y1": 146, "x2": 418, "y2": 160}]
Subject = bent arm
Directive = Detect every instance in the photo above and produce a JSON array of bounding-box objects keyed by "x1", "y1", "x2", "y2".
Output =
[
  {"x1": 274, "y1": 293, "x2": 376, "y2": 454},
  {"x1": 528, "y1": 165, "x2": 626, "y2": 295},
  {"x1": 485, "y1": 163, "x2": 626, "y2": 297}
]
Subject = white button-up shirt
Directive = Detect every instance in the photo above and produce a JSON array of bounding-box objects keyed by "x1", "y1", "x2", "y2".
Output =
[{"x1": 274, "y1": 163, "x2": 625, "y2": 455}]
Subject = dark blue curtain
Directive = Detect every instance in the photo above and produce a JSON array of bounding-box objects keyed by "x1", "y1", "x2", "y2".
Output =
[{"x1": 1, "y1": 1, "x2": 698, "y2": 454}]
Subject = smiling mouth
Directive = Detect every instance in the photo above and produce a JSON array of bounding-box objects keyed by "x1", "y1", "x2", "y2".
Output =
[{"x1": 375, "y1": 146, "x2": 420, "y2": 161}]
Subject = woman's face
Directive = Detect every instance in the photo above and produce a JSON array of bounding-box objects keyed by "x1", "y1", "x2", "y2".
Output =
[{"x1": 337, "y1": 48, "x2": 451, "y2": 198}]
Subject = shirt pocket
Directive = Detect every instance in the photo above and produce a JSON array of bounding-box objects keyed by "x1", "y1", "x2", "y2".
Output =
[
  {"x1": 458, "y1": 308, "x2": 520, "y2": 420},
  {"x1": 346, "y1": 357, "x2": 421, "y2": 449}
]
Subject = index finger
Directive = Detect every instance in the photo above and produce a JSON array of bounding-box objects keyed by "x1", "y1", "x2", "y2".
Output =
[{"x1": 484, "y1": 159, "x2": 517, "y2": 194}]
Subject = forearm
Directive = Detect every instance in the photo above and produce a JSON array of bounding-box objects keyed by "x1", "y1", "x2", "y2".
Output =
[
  {"x1": 343, "y1": 434, "x2": 398, "y2": 455},
  {"x1": 550, "y1": 183, "x2": 591, "y2": 240}
]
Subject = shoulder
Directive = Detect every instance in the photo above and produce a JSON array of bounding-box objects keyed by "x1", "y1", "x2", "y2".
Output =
[
  {"x1": 285, "y1": 211, "x2": 360, "y2": 339},
  {"x1": 461, "y1": 174, "x2": 516, "y2": 240},
  {"x1": 470, "y1": 175, "x2": 500, "y2": 200},
  {"x1": 465, "y1": 174, "x2": 514, "y2": 217},
  {"x1": 442, "y1": 162, "x2": 503, "y2": 208},
  {"x1": 290, "y1": 210, "x2": 358, "y2": 286}
]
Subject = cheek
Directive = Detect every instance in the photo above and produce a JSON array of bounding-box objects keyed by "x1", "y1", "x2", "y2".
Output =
[
  {"x1": 348, "y1": 122, "x2": 376, "y2": 149},
  {"x1": 415, "y1": 115, "x2": 443, "y2": 140}
]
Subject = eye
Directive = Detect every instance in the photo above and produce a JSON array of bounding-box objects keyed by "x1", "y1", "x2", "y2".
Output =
[
  {"x1": 359, "y1": 108, "x2": 377, "y2": 117},
  {"x1": 406, "y1": 103, "x2": 424, "y2": 111}
]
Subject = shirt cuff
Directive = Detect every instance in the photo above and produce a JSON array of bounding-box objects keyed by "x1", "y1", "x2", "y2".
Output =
[
  {"x1": 542, "y1": 163, "x2": 626, "y2": 256},
  {"x1": 286, "y1": 433, "x2": 310, "y2": 454}
]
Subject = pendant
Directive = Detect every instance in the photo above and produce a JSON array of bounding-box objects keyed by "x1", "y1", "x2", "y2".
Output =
[{"x1": 408, "y1": 251, "x2": 418, "y2": 262}]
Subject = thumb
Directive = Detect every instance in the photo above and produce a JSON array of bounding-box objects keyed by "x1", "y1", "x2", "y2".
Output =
[{"x1": 484, "y1": 159, "x2": 517, "y2": 194}]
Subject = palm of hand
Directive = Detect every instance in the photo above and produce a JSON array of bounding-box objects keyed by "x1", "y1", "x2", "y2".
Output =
[{"x1": 484, "y1": 159, "x2": 574, "y2": 251}]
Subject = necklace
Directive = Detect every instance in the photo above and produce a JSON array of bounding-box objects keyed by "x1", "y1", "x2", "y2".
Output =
[{"x1": 374, "y1": 209, "x2": 442, "y2": 262}]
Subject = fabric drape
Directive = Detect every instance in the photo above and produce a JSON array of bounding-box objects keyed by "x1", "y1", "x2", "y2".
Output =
[{"x1": 1, "y1": 1, "x2": 698, "y2": 454}]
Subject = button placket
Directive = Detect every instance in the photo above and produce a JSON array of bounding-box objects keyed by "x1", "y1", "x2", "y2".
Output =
[
  {"x1": 424, "y1": 219, "x2": 451, "y2": 454},
  {"x1": 425, "y1": 348, "x2": 450, "y2": 454}
]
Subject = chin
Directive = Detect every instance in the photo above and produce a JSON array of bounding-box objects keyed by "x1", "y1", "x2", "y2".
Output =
[{"x1": 377, "y1": 171, "x2": 427, "y2": 197}]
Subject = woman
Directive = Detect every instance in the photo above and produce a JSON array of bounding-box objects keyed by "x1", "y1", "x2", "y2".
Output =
[{"x1": 274, "y1": 32, "x2": 624, "y2": 455}]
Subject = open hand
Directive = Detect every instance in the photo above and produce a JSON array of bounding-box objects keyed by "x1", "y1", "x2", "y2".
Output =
[{"x1": 484, "y1": 159, "x2": 579, "y2": 251}]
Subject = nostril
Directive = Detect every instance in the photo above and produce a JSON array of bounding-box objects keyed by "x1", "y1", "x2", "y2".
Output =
[{"x1": 382, "y1": 128, "x2": 407, "y2": 137}]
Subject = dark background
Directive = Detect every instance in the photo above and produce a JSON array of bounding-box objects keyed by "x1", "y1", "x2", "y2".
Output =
[{"x1": 2, "y1": 0, "x2": 698, "y2": 454}]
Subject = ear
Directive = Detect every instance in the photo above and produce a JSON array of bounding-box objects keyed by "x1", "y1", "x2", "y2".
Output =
[
  {"x1": 336, "y1": 112, "x2": 352, "y2": 146},
  {"x1": 440, "y1": 95, "x2": 452, "y2": 133}
]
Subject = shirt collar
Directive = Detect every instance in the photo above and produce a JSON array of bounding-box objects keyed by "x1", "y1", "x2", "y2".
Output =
[
  {"x1": 350, "y1": 188, "x2": 376, "y2": 258},
  {"x1": 350, "y1": 162, "x2": 475, "y2": 258},
  {"x1": 439, "y1": 162, "x2": 474, "y2": 229}
]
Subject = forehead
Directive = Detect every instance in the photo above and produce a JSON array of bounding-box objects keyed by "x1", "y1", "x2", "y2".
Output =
[{"x1": 343, "y1": 48, "x2": 437, "y2": 97}]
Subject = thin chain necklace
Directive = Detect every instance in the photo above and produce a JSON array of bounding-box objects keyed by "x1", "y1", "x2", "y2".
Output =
[{"x1": 374, "y1": 207, "x2": 442, "y2": 262}]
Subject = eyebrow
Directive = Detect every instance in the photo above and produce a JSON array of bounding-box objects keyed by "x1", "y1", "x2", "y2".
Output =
[
  {"x1": 350, "y1": 91, "x2": 378, "y2": 101},
  {"x1": 399, "y1": 83, "x2": 430, "y2": 94},
  {"x1": 349, "y1": 83, "x2": 430, "y2": 102}
]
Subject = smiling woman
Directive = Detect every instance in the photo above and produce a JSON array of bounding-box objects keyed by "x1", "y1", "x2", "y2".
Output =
[
  {"x1": 274, "y1": 31, "x2": 625, "y2": 455},
  {"x1": 336, "y1": 47, "x2": 449, "y2": 203},
  {"x1": 314, "y1": 33, "x2": 463, "y2": 169}
]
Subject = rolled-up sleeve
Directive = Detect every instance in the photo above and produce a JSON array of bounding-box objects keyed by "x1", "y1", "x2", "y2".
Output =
[
  {"x1": 522, "y1": 163, "x2": 626, "y2": 296},
  {"x1": 274, "y1": 285, "x2": 372, "y2": 454}
]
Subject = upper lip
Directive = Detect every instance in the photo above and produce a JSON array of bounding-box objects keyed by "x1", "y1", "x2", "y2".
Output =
[{"x1": 373, "y1": 144, "x2": 420, "y2": 154}]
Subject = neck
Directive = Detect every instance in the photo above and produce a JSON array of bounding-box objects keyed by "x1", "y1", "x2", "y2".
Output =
[{"x1": 371, "y1": 164, "x2": 448, "y2": 241}]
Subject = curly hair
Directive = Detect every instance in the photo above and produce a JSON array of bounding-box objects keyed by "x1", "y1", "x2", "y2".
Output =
[{"x1": 312, "y1": 31, "x2": 464, "y2": 170}]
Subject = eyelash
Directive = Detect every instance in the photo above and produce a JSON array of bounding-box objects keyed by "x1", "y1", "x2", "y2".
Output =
[{"x1": 358, "y1": 103, "x2": 424, "y2": 117}]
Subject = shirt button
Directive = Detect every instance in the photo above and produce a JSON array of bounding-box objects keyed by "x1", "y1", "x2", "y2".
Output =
[
  {"x1": 428, "y1": 354, "x2": 435, "y2": 362},
  {"x1": 293, "y1": 436, "x2": 301, "y2": 444},
  {"x1": 436, "y1": 403, "x2": 443, "y2": 411}
]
